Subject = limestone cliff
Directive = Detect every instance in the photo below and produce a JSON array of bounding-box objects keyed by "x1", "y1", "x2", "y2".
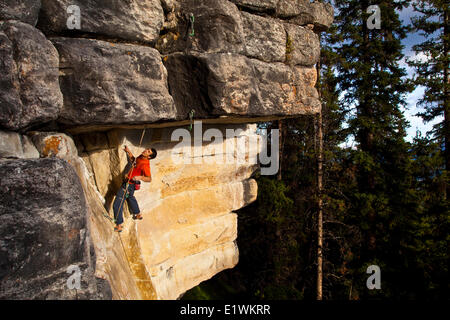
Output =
[{"x1": 0, "y1": 0, "x2": 333, "y2": 299}]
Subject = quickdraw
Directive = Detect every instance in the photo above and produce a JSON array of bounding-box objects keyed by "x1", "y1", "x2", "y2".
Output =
[
  {"x1": 189, "y1": 109, "x2": 195, "y2": 131},
  {"x1": 189, "y1": 13, "x2": 195, "y2": 37}
]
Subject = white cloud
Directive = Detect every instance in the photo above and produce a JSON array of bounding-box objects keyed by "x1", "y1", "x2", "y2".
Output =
[
  {"x1": 409, "y1": 51, "x2": 431, "y2": 64},
  {"x1": 403, "y1": 86, "x2": 442, "y2": 142}
]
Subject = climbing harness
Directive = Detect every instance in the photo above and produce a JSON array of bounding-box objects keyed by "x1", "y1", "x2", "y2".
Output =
[
  {"x1": 189, "y1": 109, "x2": 195, "y2": 131},
  {"x1": 189, "y1": 13, "x2": 195, "y2": 37}
]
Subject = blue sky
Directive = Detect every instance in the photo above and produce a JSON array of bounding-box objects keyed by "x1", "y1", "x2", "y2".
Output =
[{"x1": 398, "y1": 4, "x2": 442, "y2": 142}]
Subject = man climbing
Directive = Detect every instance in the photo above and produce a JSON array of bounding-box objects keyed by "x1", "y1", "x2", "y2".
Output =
[{"x1": 113, "y1": 145, "x2": 157, "y2": 232}]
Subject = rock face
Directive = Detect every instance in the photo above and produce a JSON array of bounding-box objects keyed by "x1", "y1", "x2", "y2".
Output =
[
  {"x1": 241, "y1": 11, "x2": 286, "y2": 63},
  {"x1": 0, "y1": 20, "x2": 63, "y2": 131},
  {"x1": 0, "y1": 0, "x2": 330, "y2": 129},
  {"x1": 231, "y1": 0, "x2": 279, "y2": 12},
  {"x1": 165, "y1": 53, "x2": 320, "y2": 118},
  {"x1": 0, "y1": 0, "x2": 41, "y2": 26},
  {"x1": 39, "y1": 0, "x2": 164, "y2": 44},
  {"x1": 285, "y1": 23, "x2": 320, "y2": 66},
  {"x1": 0, "y1": 130, "x2": 39, "y2": 159},
  {"x1": 76, "y1": 124, "x2": 260, "y2": 299},
  {"x1": 0, "y1": 0, "x2": 333, "y2": 300},
  {"x1": 155, "y1": 0, "x2": 323, "y2": 122},
  {"x1": 51, "y1": 37, "x2": 176, "y2": 126},
  {"x1": 0, "y1": 158, "x2": 111, "y2": 299},
  {"x1": 8, "y1": 127, "x2": 259, "y2": 299},
  {"x1": 284, "y1": 0, "x2": 334, "y2": 31}
]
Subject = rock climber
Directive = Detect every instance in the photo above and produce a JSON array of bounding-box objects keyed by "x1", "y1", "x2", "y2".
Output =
[{"x1": 113, "y1": 145, "x2": 157, "y2": 232}]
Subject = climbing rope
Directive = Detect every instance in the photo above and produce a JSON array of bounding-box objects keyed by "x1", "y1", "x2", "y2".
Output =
[
  {"x1": 189, "y1": 109, "x2": 195, "y2": 131},
  {"x1": 189, "y1": 13, "x2": 195, "y2": 37}
]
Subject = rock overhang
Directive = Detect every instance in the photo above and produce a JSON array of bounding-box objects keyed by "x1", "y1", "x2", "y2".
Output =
[
  {"x1": 0, "y1": 0, "x2": 330, "y2": 133},
  {"x1": 0, "y1": 0, "x2": 333, "y2": 300}
]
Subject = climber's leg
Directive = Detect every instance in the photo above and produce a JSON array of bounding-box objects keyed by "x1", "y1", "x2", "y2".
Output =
[
  {"x1": 113, "y1": 184, "x2": 128, "y2": 226},
  {"x1": 126, "y1": 185, "x2": 142, "y2": 219}
]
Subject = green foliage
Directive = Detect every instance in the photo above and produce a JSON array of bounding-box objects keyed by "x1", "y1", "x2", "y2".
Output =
[
  {"x1": 255, "y1": 177, "x2": 294, "y2": 223},
  {"x1": 185, "y1": 1, "x2": 448, "y2": 301},
  {"x1": 408, "y1": 0, "x2": 449, "y2": 136},
  {"x1": 408, "y1": 0, "x2": 449, "y2": 202}
]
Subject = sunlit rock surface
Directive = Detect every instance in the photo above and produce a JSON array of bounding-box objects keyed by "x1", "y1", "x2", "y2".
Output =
[
  {"x1": 76, "y1": 124, "x2": 259, "y2": 299},
  {"x1": 39, "y1": 0, "x2": 164, "y2": 44}
]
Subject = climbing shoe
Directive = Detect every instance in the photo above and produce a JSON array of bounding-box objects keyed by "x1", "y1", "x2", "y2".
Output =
[
  {"x1": 133, "y1": 214, "x2": 143, "y2": 220},
  {"x1": 114, "y1": 224, "x2": 123, "y2": 232}
]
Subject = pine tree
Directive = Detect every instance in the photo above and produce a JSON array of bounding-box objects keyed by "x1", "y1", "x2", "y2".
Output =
[
  {"x1": 410, "y1": 133, "x2": 449, "y2": 299},
  {"x1": 329, "y1": 0, "x2": 419, "y2": 298},
  {"x1": 317, "y1": 23, "x2": 361, "y2": 300},
  {"x1": 183, "y1": 1, "x2": 449, "y2": 301},
  {"x1": 408, "y1": 0, "x2": 450, "y2": 197}
]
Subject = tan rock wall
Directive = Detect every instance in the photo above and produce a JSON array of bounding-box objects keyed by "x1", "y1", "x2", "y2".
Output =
[
  {"x1": 75, "y1": 123, "x2": 260, "y2": 299},
  {"x1": 29, "y1": 131, "x2": 154, "y2": 299}
]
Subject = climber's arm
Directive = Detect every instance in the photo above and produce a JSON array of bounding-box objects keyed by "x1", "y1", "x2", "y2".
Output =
[{"x1": 124, "y1": 145, "x2": 135, "y2": 162}]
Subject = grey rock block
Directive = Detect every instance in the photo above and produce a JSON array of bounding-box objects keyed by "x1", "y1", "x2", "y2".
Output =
[
  {"x1": 276, "y1": 0, "x2": 310, "y2": 18},
  {"x1": 38, "y1": 0, "x2": 164, "y2": 44},
  {"x1": 285, "y1": 23, "x2": 320, "y2": 66},
  {"x1": 0, "y1": 20, "x2": 63, "y2": 131},
  {"x1": 231, "y1": 0, "x2": 279, "y2": 12},
  {"x1": 157, "y1": 1, "x2": 321, "y2": 66},
  {"x1": 0, "y1": 0, "x2": 41, "y2": 26},
  {"x1": 51, "y1": 37, "x2": 176, "y2": 126},
  {"x1": 164, "y1": 52, "x2": 321, "y2": 118},
  {"x1": 0, "y1": 158, "x2": 111, "y2": 299},
  {"x1": 157, "y1": 0, "x2": 246, "y2": 55},
  {"x1": 0, "y1": 130, "x2": 39, "y2": 159},
  {"x1": 283, "y1": 0, "x2": 334, "y2": 31},
  {"x1": 241, "y1": 11, "x2": 286, "y2": 63}
]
